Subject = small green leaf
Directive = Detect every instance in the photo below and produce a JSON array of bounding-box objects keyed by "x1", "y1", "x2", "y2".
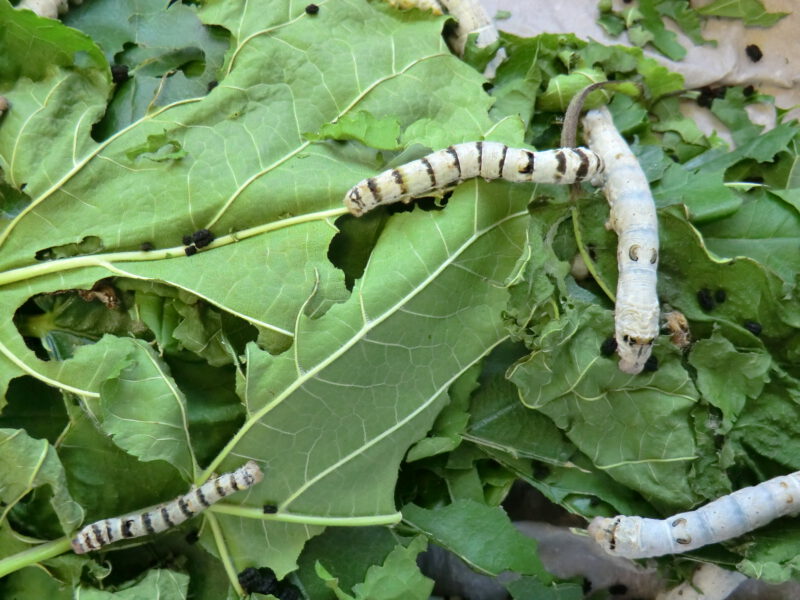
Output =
[
  {"x1": 402, "y1": 499, "x2": 550, "y2": 580},
  {"x1": 77, "y1": 569, "x2": 189, "y2": 599},
  {"x1": 696, "y1": 0, "x2": 788, "y2": 26}
]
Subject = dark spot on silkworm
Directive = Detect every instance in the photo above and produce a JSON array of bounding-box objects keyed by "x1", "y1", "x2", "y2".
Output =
[
  {"x1": 178, "y1": 498, "x2": 194, "y2": 518},
  {"x1": 142, "y1": 512, "x2": 156, "y2": 535},
  {"x1": 697, "y1": 288, "x2": 715, "y2": 311},
  {"x1": 391, "y1": 169, "x2": 408, "y2": 195},
  {"x1": 476, "y1": 141, "x2": 483, "y2": 175},
  {"x1": 743, "y1": 85, "x2": 755, "y2": 97},
  {"x1": 111, "y1": 64, "x2": 129, "y2": 84},
  {"x1": 215, "y1": 479, "x2": 227, "y2": 498},
  {"x1": 305, "y1": 3, "x2": 319, "y2": 14},
  {"x1": 643, "y1": 354, "x2": 659, "y2": 372},
  {"x1": 366, "y1": 177, "x2": 383, "y2": 203},
  {"x1": 92, "y1": 523, "x2": 105, "y2": 545},
  {"x1": 349, "y1": 187, "x2": 363, "y2": 210},
  {"x1": 161, "y1": 506, "x2": 175, "y2": 528},
  {"x1": 230, "y1": 475, "x2": 240, "y2": 491},
  {"x1": 519, "y1": 151, "x2": 535, "y2": 175},
  {"x1": 122, "y1": 519, "x2": 135, "y2": 538},
  {"x1": 446, "y1": 146, "x2": 462, "y2": 178},
  {"x1": 421, "y1": 157, "x2": 437, "y2": 187},
  {"x1": 745, "y1": 44, "x2": 763, "y2": 62},
  {"x1": 609, "y1": 583, "x2": 628, "y2": 595},
  {"x1": 575, "y1": 148, "x2": 590, "y2": 180},
  {"x1": 650, "y1": 249, "x2": 658, "y2": 264},
  {"x1": 263, "y1": 504, "x2": 278, "y2": 514},
  {"x1": 601, "y1": 337, "x2": 618, "y2": 356},
  {"x1": 676, "y1": 535, "x2": 692, "y2": 545},
  {"x1": 498, "y1": 145, "x2": 508, "y2": 176},
  {"x1": 628, "y1": 245, "x2": 639, "y2": 261},
  {"x1": 554, "y1": 150, "x2": 567, "y2": 175},
  {"x1": 743, "y1": 320, "x2": 762, "y2": 335},
  {"x1": 140, "y1": 241, "x2": 154, "y2": 251},
  {"x1": 185, "y1": 529, "x2": 199, "y2": 544},
  {"x1": 196, "y1": 487, "x2": 210, "y2": 507},
  {"x1": 185, "y1": 245, "x2": 198, "y2": 256},
  {"x1": 182, "y1": 234, "x2": 193, "y2": 245},
  {"x1": 207, "y1": 80, "x2": 218, "y2": 92},
  {"x1": 671, "y1": 518, "x2": 686, "y2": 527},
  {"x1": 714, "y1": 289, "x2": 726, "y2": 303}
]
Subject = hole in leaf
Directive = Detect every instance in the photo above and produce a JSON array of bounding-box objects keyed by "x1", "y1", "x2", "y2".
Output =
[{"x1": 35, "y1": 235, "x2": 104, "y2": 262}]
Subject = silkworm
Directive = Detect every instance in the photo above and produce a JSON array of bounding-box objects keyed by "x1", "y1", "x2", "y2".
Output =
[
  {"x1": 582, "y1": 107, "x2": 659, "y2": 375},
  {"x1": 71, "y1": 461, "x2": 263, "y2": 554},
  {"x1": 588, "y1": 470, "x2": 800, "y2": 559},
  {"x1": 343, "y1": 142, "x2": 604, "y2": 216}
]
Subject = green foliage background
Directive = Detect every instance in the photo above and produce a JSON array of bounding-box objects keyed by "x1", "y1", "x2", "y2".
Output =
[{"x1": 1, "y1": 0, "x2": 800, "y2": 597}]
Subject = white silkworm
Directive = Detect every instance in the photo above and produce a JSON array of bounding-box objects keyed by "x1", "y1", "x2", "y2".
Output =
[
  {"x1": 657, "y1": 563, "x2": 747, "y2": 600},
  {"x1": 582, "y1": 107, "x2": 659, "y2": 375},
  {"x1": 343, "y1": 142, "x2": 604, "y2": 216},
  {"x1": 384, "y1": 0, "x2": 498, "y2": 55},
  {"x1": 588, "y1": 471, "x2": 800, "y2": 559},
  {"x1": 71, "y1": 461, "x2": 263, "y2": 554}
]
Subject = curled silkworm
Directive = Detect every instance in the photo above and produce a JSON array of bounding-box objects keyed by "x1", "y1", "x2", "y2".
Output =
[
  {"x1": 588, "y1": 471, "x2": 800, "y2": 559},
  {"x1": 343, "y1": 142, "x2": 604, "y2": 216},
  {"x1": 71, "y1": 461, "x2": 263, "y2": 554},
  {"x1": 582, "y1": 107, "x2": 659, "y2": 375}
]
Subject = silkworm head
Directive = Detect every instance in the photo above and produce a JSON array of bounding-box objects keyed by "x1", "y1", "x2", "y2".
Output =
[{"x1": 616, "y1": 333, "x2": 654, "y2": 375}]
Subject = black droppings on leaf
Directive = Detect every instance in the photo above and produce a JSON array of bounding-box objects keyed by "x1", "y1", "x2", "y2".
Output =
[
  {"x1": 482, "y1": 82, "x2": 494, "y2": 92},
  {"x1": 111, "y1": 64, "x2": 129, "y2": 84},
  {"x1": 207, "y1": 80, "x2": 218, "y2": 92},
  {"x1": 182, "y1": 234, "x2": 192, "y2": 246},
  {"x1": 140, "y1": 241, "x2": 155, "y2": 252},
  {"x1": 643, "y1": 354, "x2": 659, "y2": 372},
  {"x1": 238, "y1": 567, "x2": 278, "y2": 595},
  {"x1": 600, "y1": 337, "x2": 618, "y2": 356},
  {"x1": 714, "y1": 289, "x2": 726, "y2": 303},
  {"x1": 185, "y1": 530, "x2": 199, "y2": 544},
  {"x1": 697, "y1": 288, "x2": 715, "y2": 311},
  {"x1": 743, "y1": 84, "x2": 756, "y2": 97},
  {"x1": 184, "y1": 245, "x2": 198, "y2": 257},
  {"x1": 745, "y1": 44, "x2": 763, "y2": 62},
  {"x1": 305, "y1": 3, "x2": 319, "y2": 14},
  {"x1": 609, "y1": 583, "x2": 629, "y2": 595},
  {"x1": 743, "y1": 320, "x2": 762, "y2": 336},
  {"x1": 191, "y1": 229, "x2": 215, "y2": 248},
  {"x1": 697, "y1": 86, "x2": 727, "y2": 108},
  {"x1": 263, "y1": 504, "x2": 278, "y2": 514}
]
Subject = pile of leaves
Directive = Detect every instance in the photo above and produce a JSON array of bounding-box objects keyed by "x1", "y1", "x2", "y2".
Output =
[{"x1": 1, "y1": 0, "x2": 800, "y2": 598}]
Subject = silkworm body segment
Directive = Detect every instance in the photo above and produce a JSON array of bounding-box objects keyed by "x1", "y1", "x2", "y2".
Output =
[
  {"x1": 71, "y1": 461, "x2": 263, "y2": 554},
  {"x1": 343, "y1": 142, "x2": 604, "y2": 216},
  {"x1": 588, "y1": 471, "x2": 800, "y2": 558},
  {"x1": 583, "y1": 107, "x2": 659, "y2": 374}
]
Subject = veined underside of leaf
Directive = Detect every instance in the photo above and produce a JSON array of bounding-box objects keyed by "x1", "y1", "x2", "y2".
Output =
[
  {"x1": 0, "y1": 0, "x2": 496, "y2": 400},
  {"x1": 0, "y1": 0, "x2": 536, "y2": 581}
]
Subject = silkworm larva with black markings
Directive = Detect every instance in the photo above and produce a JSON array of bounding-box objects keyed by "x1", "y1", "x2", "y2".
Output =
[
  {"x1": 588, "y1": 470, "x2": 800, "y2": 559},
  {"x1": 582, "y1": 107, "x2": 659, "y2": 375},
  {"x1": 343, "y1": 142, "x2": 604, "y2": 216},
  {"x1": 71, "y1": 461, "x2": 263, "y2": 554}
]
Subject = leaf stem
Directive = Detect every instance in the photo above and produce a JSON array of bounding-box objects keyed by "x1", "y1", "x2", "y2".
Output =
[
  {"x1": 205, "y1": 512, "x2": 245, "y2": 597},
  {"x1": 0, "y1": 208, "x2": 348, "y2": 289},
  {"x1": 210, "y1": 504, "x2": 402, "y2": 526},
  {"x1": 0, "y1": 537, "x2": 71, "y2": 578},
  {"x1": 570, "y1": 205, "x2": 616, "y2": 302}
]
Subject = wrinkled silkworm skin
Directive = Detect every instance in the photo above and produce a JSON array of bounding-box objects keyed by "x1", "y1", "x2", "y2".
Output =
[
  {"x1": 344, "y1": 142, "x2": 604, "y2": 216},
  {"x1": 71, "y1": 461, "x2": 263, "y2": 554},
  {"x1": 583, "y1": 107, "x2": 659, "y2": 375},
  {"x1": 588, "y1": 471, "x2": 800, "y2": 559}
]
